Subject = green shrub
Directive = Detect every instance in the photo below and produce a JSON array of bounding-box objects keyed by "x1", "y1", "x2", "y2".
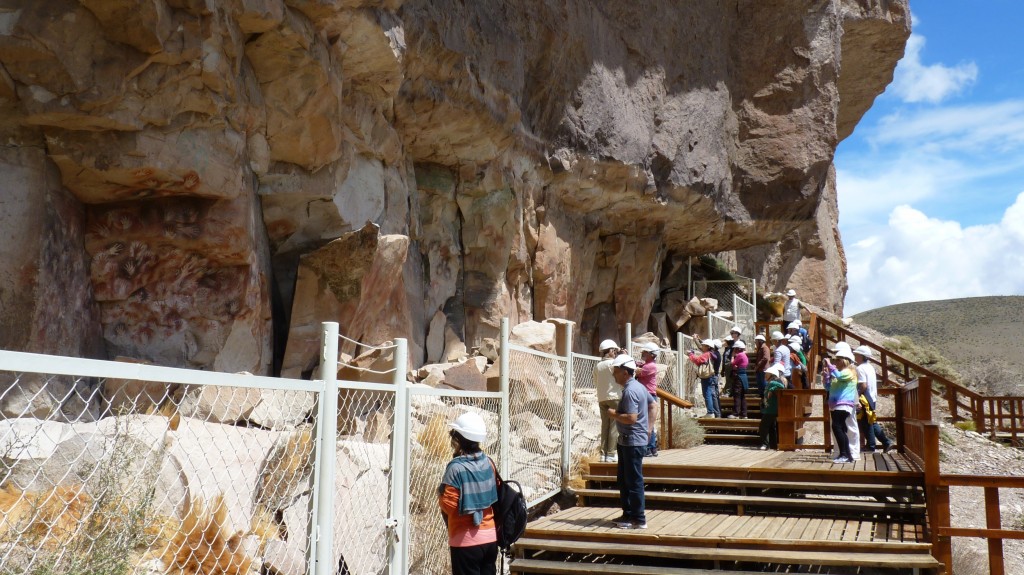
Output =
[
  {"x1": 954, "y1": 420, "x2": 977, "y2": 432},
  {"x1": 671, "y1": 416, "x2": 706, "y2": 449}
]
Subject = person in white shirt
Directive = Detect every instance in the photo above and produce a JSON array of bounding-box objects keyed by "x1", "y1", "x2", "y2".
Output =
[
  {"x1": 854, "y1": 346, "x2": 893, "y2": 453},
  {"x1": 593, "y1": 340, "x2": 622, "y2": 462},
  {"x1": 783, "y1": 289, "x2": 801, "y2": 326}
]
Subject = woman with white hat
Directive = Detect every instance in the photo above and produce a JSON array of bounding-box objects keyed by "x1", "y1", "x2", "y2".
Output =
[
  {"x1": 687, "y1": 337, "x2": 722, "y2": 418},
  {"x1": 439, "y1": 412, "x2": 499, "y2": 574},
  {"x1": 822, "y1": 348, "x2": 860, "y2": 464}
]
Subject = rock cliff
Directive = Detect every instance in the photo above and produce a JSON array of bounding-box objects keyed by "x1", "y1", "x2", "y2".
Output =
[{"x1": 0, "y1": 0, "x2": 910, "y2": 375}]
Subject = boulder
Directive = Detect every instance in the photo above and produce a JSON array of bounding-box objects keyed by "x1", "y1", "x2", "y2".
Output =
[
  {"x1": 510, "y1": 411, "x2": 560, "y2": 455},
  {"x1": 177, "y1": 384, "x2": 262, "y2": 425},
  {"x1": 246, "y1": 390, "x2": 317, "y2": 429},
  {"x1": 509, "y1": 321, "x2": 557, "y2": 355},
  {"x1": 100, "y1": 356, "x2": 175, "y2": 415},
  {"x1": 442, "y1": 360, "x2": 487, "y2": 392}
]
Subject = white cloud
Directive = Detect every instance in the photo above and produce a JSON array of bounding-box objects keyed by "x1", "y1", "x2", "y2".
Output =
[
  {"x1": 889, "y1": 35, "x2": 978, "y2": 104},
  {"x1": 844, "y1": 193, "x2": 1024, "y2": 314}
]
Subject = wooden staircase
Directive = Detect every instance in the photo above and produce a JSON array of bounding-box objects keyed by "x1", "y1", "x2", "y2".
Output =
[{"x1": 511, "y1": 445, "x2": 942, "y2": 574}]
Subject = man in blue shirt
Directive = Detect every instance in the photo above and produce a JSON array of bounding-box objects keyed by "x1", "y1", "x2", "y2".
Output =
[{"x1": 604, "y1": 354, "x2": 652, "y2": 529}]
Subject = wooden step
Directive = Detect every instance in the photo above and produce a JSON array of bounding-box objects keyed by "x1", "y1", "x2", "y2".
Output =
[
  {"x1": 696, "y1": 417, "x2": 760, "y2": 428},
  {"x1": 575, "y1": 488, "x2": 926, "y2": 515},
  {"x1": 510, "y1": 558, "x2": 767, "y2": 575},
  {"x1": 581, "y1": 474, "x2": 923, "y2": 498},
  {"x1": 514, "y1": 538, "x2": 942, "y2": 570},
  {"x1": 701, "y1": 433, "x2": 760, "y2": 442}
]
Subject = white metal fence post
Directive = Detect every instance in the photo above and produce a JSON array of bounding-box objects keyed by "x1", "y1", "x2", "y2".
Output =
[
  {"x1": 560, "y1": 322, "x2": 574, "y2": 487},
  {"x1": 625, "y1": 323, "x2": 633, "y2": 358},
  {"x1": 313, "y1": 322, "x2": 339, "y2": 575},
  {"x1": 499, "y1": 318, "x2": 511, "y2": 478},
  {"x1": 389, "y1": 338, "x2": 410, "y2": 575},
  {"x1": 676, "y1": 331, "x2": 685, "y2": 398}
]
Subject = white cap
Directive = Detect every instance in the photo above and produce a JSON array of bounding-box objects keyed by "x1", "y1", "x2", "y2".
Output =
[
  {"x1": 765, "y1": 365, "x2": 783, "y2": 378},
  {"x1": 730, "y1": 326, "x2": 742, "y2": 334},
  {"x1": 599, "y1": 339, "x2": 619, "y2": 352},
  {"x1": 701, "y1": 339, "x2": 716, "y2": 347},
  {"x1": 450, "y1": 412, "x2": 487, "y2": 442},
  {"x1": 612, "y1": 354, "x2": 637, "y2": 370},
  {"x1": 754, "y1": 334, "x2": 766, "y2": 341},
  {"x1": 733, "y1": 340, "x2": 746, "y2": 349},
  {"x1": 787, "y1": 289, "x2": 797, "y2": 296},
  {"x1": 853, "y1": 345, "x2": 873, "y2": 359},
  {"x1": 788, "y1": 321, "x2": 801, "y2": 330},
  {"x1": 641, "y1": 342, "x2": 660, "y2": 354},
  {"x1": 835, "y1": 348, "x2": 855, "y2": 362},
  {"x1": 771, "y1": 331, "x2": 785, "y2": 341}
]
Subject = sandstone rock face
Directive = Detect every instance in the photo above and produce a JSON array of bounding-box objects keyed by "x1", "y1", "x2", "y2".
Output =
[{"x1": 0, "y1": 0, "x2": 909, "y2": 383}]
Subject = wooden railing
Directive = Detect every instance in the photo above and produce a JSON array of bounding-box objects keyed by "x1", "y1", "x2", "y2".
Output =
[
  {"x1": 936, "y1": 475, "x2": 1024, "y2": 575},
  {"x1": 656, "y1": 388, "x2": 693, "y2": 449},
  {"x1": 776, "y1": 388, "x2": 828, "y2": 451},
  {"x1": 977, "y1": 396, "x2": 1024, "y2": 445}
]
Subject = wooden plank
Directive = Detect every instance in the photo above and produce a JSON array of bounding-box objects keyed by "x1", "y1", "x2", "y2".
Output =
[
  {"x1": 513, "y1": 538, "x2": 943, "y2": 569},
  {"x1": 573, "y1": 488, "x2": 925, "y2": 514},
  {"x1": 510, "y1": 558, "x2": 774, "y2": 575}
]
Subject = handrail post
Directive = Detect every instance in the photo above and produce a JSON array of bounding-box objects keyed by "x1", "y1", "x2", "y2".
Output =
[
  {"x1": 985, "y1": 487, "x2": 1005, "y2": 575},
  {"x1": 895, "y1": 384, "x2": 906, "y2": 454},
  {"x1": 500, "y1": 318, "x2": 511, "y2": 479},
  {"x1": 389, "y1": 338, "x2": 410, "y2": 575},
  {"x1": 560, "y1": 322, "x2": 574, "y2": 488},
  {"x1": 919, "y1": 376, "x2": 933, "y2": 422},
  {"x1": 922, "y1": 422, "x2": 952, "y2": 573},
  {"x1": 313, "y1": 322, "x2": 339, "y2": 575}
]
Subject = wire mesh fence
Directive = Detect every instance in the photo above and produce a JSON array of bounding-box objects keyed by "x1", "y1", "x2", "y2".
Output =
[
  {"x1": 406, "y1": 391, "x2": 502, "y2": 575},
  {"x1": 507, "y1": 345, "x2": 565, "y2": 506},
  {"x1": 691, "y1": 278, "x2": 756, "y2": 316},
  {"x1": 708, "y1": 312, "x2": 739, "y2": 341},
  {"x1": 0, "y1": 368, "x2": 320, "y2": 575},
  {"x1": 568, "y1": 354, "x2": 601, "y2": 484},
  {"x1": 733, "y1": 294, "x2": 756, "y2": 343}
]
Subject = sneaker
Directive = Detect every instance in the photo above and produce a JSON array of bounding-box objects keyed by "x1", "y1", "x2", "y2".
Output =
[
  {"x1": 726, "y1": 414, "x2": 737, "y2": 419},
  {"x1": 614, "y1": 520, "x2": 635, "y2": 529},
  {"x1": 649, "y1": 450, "x2": 658, "y2": 457},
  {"x1": 883, "y1": 444, "x2": 894, "y2": 454},
  {"x1": 704, "y1": 412, "x2": 715, "y2": 418},
  {"x1": 611, "y1": 514, "x2": 629, "y2": 524},
  {"x1": 832, "y1": 456, "x2": 852, "y2": 464},
  {"x1": 599, "y1": 454, "x2": 608, "y2": 463},
  {"x1": 759, "y1": 445, "x2": 768, "y2": 451},
  {"x1": 607, "y1": 455, "x2": 618, "y2": 463},
  {"x1": 633, "y1": 521, "x2": 648, "y2": 530}
]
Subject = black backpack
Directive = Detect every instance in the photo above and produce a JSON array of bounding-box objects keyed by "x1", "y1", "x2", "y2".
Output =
[{"x1": 490, "y1": 461, "x2": 527, "y2": 556}]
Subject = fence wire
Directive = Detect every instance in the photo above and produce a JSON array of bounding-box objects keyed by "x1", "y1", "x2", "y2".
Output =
[
  {"x1": 0, "y1": 370, "x2": 318, "y2": 575},
  {"x1": 708, "y1": 312, "x2": 739, "y2": 342},
  {"x1": 507, "y1": 348, "x2": 565, "y2": 506},
  {"x1": 691, "y1": 279, "x2": 755, "y2": 315},
  {"x1": 406, "y1": 392, "x2": 501, "y2": 575}
]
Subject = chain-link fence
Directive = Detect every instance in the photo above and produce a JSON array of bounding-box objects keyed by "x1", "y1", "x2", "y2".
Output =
[
  {"x1": 733, "y1": 294, "x2": 756, "y2": 343},
  {"x1": 691, "y1": 278, "x2": 756, "y2": 315},
  {"x1": 0, "y1": 359, "x2": 323, "y2": 575},
  {"x1": 507, "y1": 345, "x2": 566, "y2": 506},
  {"x1": 568, "y1": 354, "x2": 601, "y2": 484},
  {"x1": 406, "y1": 390, "x2": 502, "y2": 575},
  {"x1": 708, "y1": 311, "x2": 739, "y2": 341}
]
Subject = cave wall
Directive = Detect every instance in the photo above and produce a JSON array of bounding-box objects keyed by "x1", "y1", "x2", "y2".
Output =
[{"x1": 0, "y1": 0, "x2": 909, "y2": 373}]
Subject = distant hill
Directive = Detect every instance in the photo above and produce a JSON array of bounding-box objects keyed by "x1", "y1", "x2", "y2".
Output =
[{"x1": 854, "y1": 296, "x2": 1024, "y2": 396}]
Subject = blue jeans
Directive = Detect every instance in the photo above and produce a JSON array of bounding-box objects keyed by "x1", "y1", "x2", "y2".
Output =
[
  {"x1": 859, "y1": 395, "x2": 892, "y2": 451},
  {"x1": 701, "y1": 377, "x2": 721, "y2": 417},
  {"x1": 616, "y1": 444, "x2": 646, "y2": 523}
]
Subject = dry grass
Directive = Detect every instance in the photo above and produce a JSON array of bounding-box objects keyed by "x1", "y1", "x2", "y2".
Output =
[
  {"x1": 418, "y1": 413, "x2": 453, "y2": 461},
  {"x1": 566, "y1": 452, "x2": 600, "y2": 491},
  {"x1": 0, "y1": 484, "x2": 93, "y2": 548},
  {"x1": 255, "y1": 427, "x2": 313, "y2": 514},
  {"x1": 153, "y1": 496, "x2": 254, "y2": 575}
]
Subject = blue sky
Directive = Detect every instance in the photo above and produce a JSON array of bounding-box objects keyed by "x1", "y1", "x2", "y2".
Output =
[{"x1": 836, "y1": 2, "x2": 1024, "y2": 314}]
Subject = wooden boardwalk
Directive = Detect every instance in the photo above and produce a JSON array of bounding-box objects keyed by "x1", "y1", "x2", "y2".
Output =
[{"x1": 513, "y1": 444, "x2": 942, "y2": 574}]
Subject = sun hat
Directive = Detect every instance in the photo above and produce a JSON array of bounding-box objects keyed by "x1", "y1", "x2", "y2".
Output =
[
  {"x1": 754, "y1": 334, "x2": 766, "y2": 341},
  {"x1": 612, "y1": 354, "x2": 637, "y2": 370},
  {"x1": 730, "y1": 326, "x2": 742, "y2": 334},
  {"x1": 771, "y1": 331, "x2": 785, "y2": 341},
  {"x1": 701, "y1": 339, "x2": 715, "y2": 348},
  {"x1": 787, "y1": 289, "x2": 797, "y2": 296},
  {"x1": 787, "y1": 320, "x2": 801, "y2": 330},
  {"x1": 733, "y1": 340, "x2": 746, "y2": 349},
  {"x1": 599, "y1": 339, "x2": 619, "y2": 352},
  {"x1": 450, "y1": 412, "x2": 487, "y2": 442},
  {"x1": 789, "y1": 336, "x2": 802, "y2": 346},
  {"x1": 765, "y1": 365, "x2": 783, "y2": 378},
  {"x1": 831, "y1": 341, "x2": 852, "y2": 354},
  {"x1": 641, "y1": 342, "x2": 660, "y2": 354},
  {"x1": 853, "y1": 345, "x2": 873, "y2": 359}
]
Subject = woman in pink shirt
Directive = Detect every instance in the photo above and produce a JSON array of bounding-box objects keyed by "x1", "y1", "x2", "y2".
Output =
[{"x1": 729, "y1": 341, "x2": 749, "y2": 418}]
